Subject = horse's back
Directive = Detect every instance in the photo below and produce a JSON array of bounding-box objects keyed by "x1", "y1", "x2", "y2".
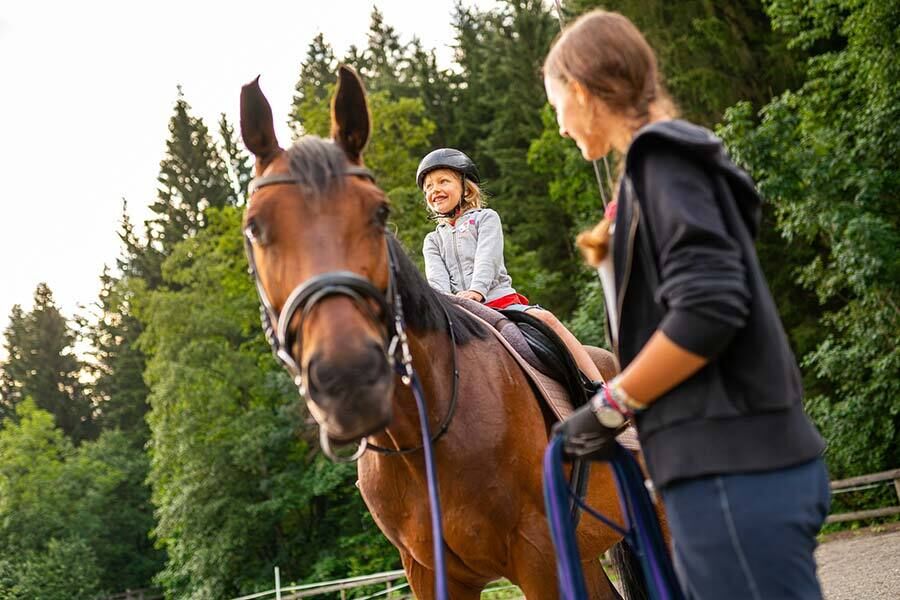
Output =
[{"x1": 584, "y1": 345, "x2": 619, "y2": 383}]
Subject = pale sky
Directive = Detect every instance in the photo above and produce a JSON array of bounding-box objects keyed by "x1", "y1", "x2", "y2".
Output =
[{"x1": 0, "y1": 0, "x2": 501, "y2": 342}]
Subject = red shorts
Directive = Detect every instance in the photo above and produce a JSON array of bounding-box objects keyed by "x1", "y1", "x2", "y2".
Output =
[{"x1": 485, "y1": 292, "x2": 531, "y2": 309}]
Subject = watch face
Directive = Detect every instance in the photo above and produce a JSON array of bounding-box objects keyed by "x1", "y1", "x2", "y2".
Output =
[{"x1": 596, "y1": 406, "x2": 625, "y2": 429}]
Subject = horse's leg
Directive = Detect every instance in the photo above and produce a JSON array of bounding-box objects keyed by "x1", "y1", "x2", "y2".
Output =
[
  {"x1": 583, "y1": 558, "x2": 623, "y2": 600},
  {"x1": 509, "y1": 539, "x2": 621, "y2": 600},
  {"x1": 400, "y1": 552, "x2": 483, "y2": 600},
  {"x1": 503, "y1": 515, "x2": 618, "y2": 600}
]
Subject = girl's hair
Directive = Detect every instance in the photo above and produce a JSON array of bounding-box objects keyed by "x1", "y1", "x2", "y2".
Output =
[
  {"x1": 544, "y1": 10, "x2": 677, "y2": 265},
  {"x1": 427, "y1": 176, "x2": 487, "y2": 223}
]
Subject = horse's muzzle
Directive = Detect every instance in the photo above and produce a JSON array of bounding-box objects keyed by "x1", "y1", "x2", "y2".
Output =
[{"x1": 305, "y1": 344, "x2": 394, "y2": 442}]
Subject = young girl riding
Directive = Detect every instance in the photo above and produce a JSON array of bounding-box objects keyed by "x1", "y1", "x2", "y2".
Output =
[{"x1": 417, "y1": 148, "x2": 604, "y2": 385}]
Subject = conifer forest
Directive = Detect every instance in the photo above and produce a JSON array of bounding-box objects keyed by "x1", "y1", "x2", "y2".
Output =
[{"x1": 0, "y1": 1, "x2": 897, "y2": 598}]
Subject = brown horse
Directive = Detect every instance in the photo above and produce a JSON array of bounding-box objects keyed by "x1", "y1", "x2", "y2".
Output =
[{"x1": 240, "y1": 65, "x2": 643, "y2": 599}]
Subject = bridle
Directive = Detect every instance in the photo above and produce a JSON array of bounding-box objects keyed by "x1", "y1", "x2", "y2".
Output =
[{"x1": 244, "y1": 164, "x2": 460, "y2": 461}]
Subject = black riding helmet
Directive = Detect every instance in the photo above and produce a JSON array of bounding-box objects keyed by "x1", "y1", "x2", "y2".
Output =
[{"x1": 416, "y1": 148, "x2": 480, "y2": 190}]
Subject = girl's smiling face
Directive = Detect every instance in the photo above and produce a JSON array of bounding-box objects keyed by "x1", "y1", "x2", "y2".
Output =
[{"x1": 423, "y1": 168, "x2": 463, "y2": 214}]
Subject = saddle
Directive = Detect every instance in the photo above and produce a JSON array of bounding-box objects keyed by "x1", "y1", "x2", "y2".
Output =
[{"x1": 447, "y1": 296, "x2": 640, "y2": 452}]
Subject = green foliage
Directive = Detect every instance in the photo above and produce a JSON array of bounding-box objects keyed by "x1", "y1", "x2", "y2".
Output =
[
  {"x1": 0, "y1": 401, "x2": 161, "y2": 594},
  {"x1": 219, "y1": 113, "x2": 253, "y2": 200},
  {"x1": 149, "y1": 89, "x2": 242, "y2": 265},
  {"x1": 141, "y1": 208, "x2": 396, "y2": 598},
  {"x1": 71, "y1": 86, "x2": 250, "y2": 595},
  {"x1": 5, "y1": 1, "x2": 892, "y2": 595},
  {"x1": 79, "y1": 429, "x2": 165, "y2": 589},
  {"x1": 565, "y1": 0, "x2": 805, "y2": 125},
  {"x1": 527, "y1": 104, "x2": 613, "y2": 342},
  {"x1": 719, "y1": 0, "x2": 900, "y2": 476},
  {"x1": 8, "y1": 537, "x2": 102, "y2": 600},
  {"x1": 356, "y1": 7, "x2": 408, "y2": 95},
  {"x1": 0, "y1": 284, "x2": 95, "y2": 442},
  {"x1": 82, "y1": 264, "x2": 151, "y2": 439}
]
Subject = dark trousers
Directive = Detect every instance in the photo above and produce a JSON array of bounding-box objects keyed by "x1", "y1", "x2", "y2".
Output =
[{"x1": 660, "y1": 457, "x2": 830, "y2": 600}]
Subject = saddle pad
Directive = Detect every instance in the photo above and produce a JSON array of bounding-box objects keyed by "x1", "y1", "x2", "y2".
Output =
[
  {"x1": 447, "y1": 295, "x2": 554, "y2": 377},
  {"x1": 449, "y1": 296, "x2": 641, "y2": 452}
]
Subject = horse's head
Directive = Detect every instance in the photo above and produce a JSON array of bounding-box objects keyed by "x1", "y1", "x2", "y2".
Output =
[{"x1": 240, "y1": 66, "x2": 395, "y2": 446}]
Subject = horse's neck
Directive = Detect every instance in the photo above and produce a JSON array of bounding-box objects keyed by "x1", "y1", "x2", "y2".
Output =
[{"x1": 371, "y1": 328, "x2": 454, "y2": 452}]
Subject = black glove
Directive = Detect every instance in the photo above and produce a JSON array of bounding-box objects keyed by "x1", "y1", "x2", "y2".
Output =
[{"x1": 552, "y1": 399, "x2": 624, "y2": 461}]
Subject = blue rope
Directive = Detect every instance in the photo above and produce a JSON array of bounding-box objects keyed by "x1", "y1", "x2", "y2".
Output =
[
  {"x1": 542, "y1": 437, "x2": 684, "y2": 600},
  {"x1": 566, "y1": 483, "x2": 628, "y2": 538},
  {"x1": 409, "y1": 372, "x2": 449, "y2": 600},
  {"x1": 543, "y1": 437, "x2": 589, "y2": 598}
]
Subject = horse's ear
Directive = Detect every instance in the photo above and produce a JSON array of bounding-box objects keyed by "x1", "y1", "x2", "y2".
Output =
[
  {"x1": 331, "y1": 65, "x2": 371, "y2": 163},
  {"x1": 240, "y1": 76, "x2": 281, "y2": 160}
]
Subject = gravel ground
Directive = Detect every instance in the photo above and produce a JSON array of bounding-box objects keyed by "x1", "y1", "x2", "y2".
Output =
[
  {"x1": 476, "y1": 526, "x2": 900, "y2": 599},
  {"x1": 817, "y1": 524, "x2": 900, "y2": 600}
]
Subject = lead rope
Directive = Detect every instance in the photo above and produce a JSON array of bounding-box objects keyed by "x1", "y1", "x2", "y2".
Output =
[
  {"x1": 385, "y1": 240, "x2": 449, "y2": 600},
  {"x1": 406, "y1": 370, "x2": 449, "y2": 600},
  {"x1": 543, "y1": 437, "x2": 685, "y2": 600}
]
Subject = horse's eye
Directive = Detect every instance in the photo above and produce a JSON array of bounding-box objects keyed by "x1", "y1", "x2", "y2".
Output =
[
  {"x1": 374, "y1": 203, "x2": 391, "y2": 227},
  {"x1": 244, "y1": 218, "x2": 263, "y2": 244}
]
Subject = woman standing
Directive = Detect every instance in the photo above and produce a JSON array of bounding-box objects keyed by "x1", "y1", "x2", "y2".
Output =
[{"x1": 545, "y1": 10, "x2": 830, "y2": 599}]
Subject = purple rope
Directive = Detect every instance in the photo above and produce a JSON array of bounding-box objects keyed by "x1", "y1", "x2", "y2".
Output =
[
  {"x1": 609, "y1": 446, "x2": 683, "y2": 600},
  {"x1": 543, "y1": 437, "x2": 589, "y2": 599},
  {"x1": 410, "y1": 372, "x2": 449, "y2": 600},
  {"x1": 544, "y1": 439, "x2": 684, "y2": 600},
  {"x1": 611, "y1": 461, "x2": 667, "y2": 596}
]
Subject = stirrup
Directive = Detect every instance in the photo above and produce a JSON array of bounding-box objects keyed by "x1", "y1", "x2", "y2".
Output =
[{"x1": 582, "y1": 376, "x2": 604, "y2": 396}]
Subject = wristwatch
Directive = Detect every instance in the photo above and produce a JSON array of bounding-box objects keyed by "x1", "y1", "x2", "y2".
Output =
[{"x1": 590, "y1": 392, "x2": 626, "y2": 429}]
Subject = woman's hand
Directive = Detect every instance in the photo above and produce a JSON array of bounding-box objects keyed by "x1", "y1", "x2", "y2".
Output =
[
  {"x1": 456, "y1": 290, "x2": 484, "y2": 302},
  {"x1": 553, "y1": 391, "x2": 625, "y2": 461}
]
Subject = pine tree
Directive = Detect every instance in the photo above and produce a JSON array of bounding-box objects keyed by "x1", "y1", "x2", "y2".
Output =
[
  {"x1": 291, "y1": 34, "x2": 339, "y2": 138},
  {"x1": 447, "y1": 2, "x2": 498, "y2": 166},
  {"x1": 401, "y1": 38, "x2": 459, "y2": 147},
  {"x1": 218, "y1": 113, "x2": 252, "y2": 201},
  {"x1": 82, "y1": 264, "x2": 150, "y2": 439},
  {"x1": 0, "y1": 284, "x2": 94, "y2": 442},
  {"x1": 452, "y1": 1, "x2": 577, "y2": 313},
  {"x1": 357, "y1": 7, "x2": 406, "y2": 95},
  {"x1": 564, "y1": 0, "x2": 804, "y2": 125},
  {"x1": 149, "y1": 88, "x2": 241, "y2": 258}
]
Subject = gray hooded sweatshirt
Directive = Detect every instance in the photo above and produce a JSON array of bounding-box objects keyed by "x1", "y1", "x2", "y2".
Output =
[{"x1": 422, "y1": 208, "x2": 517, "y2": 302}]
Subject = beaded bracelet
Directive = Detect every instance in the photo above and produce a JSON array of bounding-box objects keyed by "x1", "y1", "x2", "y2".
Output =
[{"x1": 608, "y1": 376, "x2": 648, "y2": 413}]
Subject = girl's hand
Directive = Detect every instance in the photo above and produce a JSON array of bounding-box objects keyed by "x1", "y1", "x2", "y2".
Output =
[{"x1": 456, "y1": 290, "x2": 484, "y2": 302}]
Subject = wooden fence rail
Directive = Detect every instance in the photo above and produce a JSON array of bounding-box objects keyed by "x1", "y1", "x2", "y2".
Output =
[{"x1": 826, "y1": 467, "x2": 900, "y2": 524}]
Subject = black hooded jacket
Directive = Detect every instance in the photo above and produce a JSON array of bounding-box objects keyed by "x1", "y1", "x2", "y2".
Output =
[{"x1": 613, "y1": 120, "x2": 825, "y2": 489}]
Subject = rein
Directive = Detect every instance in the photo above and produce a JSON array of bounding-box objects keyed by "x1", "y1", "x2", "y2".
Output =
[
  {"x1": 244, "y1": 167, "x2": 460, "y2": 458},
  {"x1": 244, "y1": 162, "x2": 454, "y2": 600},
  {"x1": 543, "y1": 438, "x2": 684, "y2": 599}
]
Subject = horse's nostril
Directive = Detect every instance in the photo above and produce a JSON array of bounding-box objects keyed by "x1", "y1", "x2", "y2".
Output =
[{"x1": 307, "y1": 347, "x2": 389, "y2": 398}]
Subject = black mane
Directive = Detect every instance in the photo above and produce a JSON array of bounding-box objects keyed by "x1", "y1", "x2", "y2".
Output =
[{"x1": 388, "y1": 237, "x2": 487, "y2": 345}]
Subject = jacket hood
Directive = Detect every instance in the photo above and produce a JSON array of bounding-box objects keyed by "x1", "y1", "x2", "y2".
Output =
[{"x1": 626, "y1": 120, "x2": 762, "y2": 238}]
